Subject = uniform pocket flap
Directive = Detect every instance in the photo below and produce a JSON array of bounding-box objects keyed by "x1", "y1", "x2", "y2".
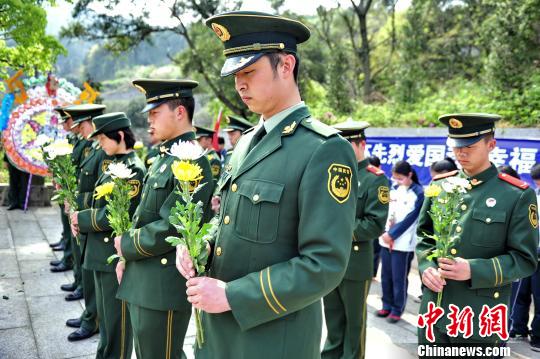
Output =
[
  {"x1": 472, "y1": 208, "x2": 506, "y2": 224},
  {"x1": 476, "y1": 285, "x2": 509, "y2": 298},
  {"x1": 237, "y1": 180, "x2": 284, "y2": 204}
]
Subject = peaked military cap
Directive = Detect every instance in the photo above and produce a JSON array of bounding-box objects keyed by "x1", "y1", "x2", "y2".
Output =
[
  {"x1": 333, "y1": 119, "x2": 370, "y2": 140},
  {"x1": 194, "y1": 126, "x2": 215, "y2": 139},
  {"x1": 64, "y1": 104, "x2": 106, "y2": 129},
  {"x1": 223, "y1": 115, "x2": 253, "y2": 132},
  {"x1": 439, "y1": 113, "x2": 501, "y2": 148},
  {"x1": 132, "y1": 79, "x2": 199, "y2": 113},
  {"x1": 205, "y1": 11, "x2": 311, "y2": 77},
  {"x1": 89, "y1": 112, "x2": 131, "y2": 139},
  {"x1": 54, "y1": 106, "x2": 71, "y2": 124}
]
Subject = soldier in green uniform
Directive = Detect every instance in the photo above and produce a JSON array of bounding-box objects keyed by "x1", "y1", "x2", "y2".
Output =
[
  {"x1": 177, "y1": 12, "x2": 358, "y2": 358},
  {"x1": 49, "y1": 107, "x2": 75, "y2": 271},
  {"x1": 113, "y1": 79, "x2": 214, "y2": 358},
  {"x1": 222, "y1": 114, "x2": 253, "y2": 165},
  {"x1": 194, "y1": 126, "x2": 222, "y2": 182},
  {"x1": 50, "y1": 107, "x2": 80, "y2": 292},
  {"x1": 64, "y1": 104, "x2": 109, "y2": 341},
  {"x1": 73, "y1": 112, "x2": 145, "y2": 358},
  {"x1": 322, "y1": 120, "x2": 389, "y2": 359},
  {"x1": 50, "y1": 107, "x2": 94, "y2": 298},
  {"x1": 416, "y1": 113, "x2": 539, "y2": 346}
]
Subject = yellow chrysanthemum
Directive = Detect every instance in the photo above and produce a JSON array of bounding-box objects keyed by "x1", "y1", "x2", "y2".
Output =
[
  {"x1": 171, "y1": 160, "x2": 203, "y2": 182},
  {"x1": 424, "y1": 184, "x2": 442, "y2": 198},
  {"x1": 94, "y1": 182, "x2": 115, "y2": 199},
  {"x1": 133, "y1": 141, "x2": 144, "y2": 150}
]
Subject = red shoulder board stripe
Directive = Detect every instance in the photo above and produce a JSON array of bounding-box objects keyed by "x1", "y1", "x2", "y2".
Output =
[
  {"x1": 433, "y1": 170, "x2": 459, "y2": 181},
  {"x1": 367, "y1": 165, "x2": 385, "y2": 176},
  {"x1": 498, "y1": 173, "x2": 529, "y2": 189}
]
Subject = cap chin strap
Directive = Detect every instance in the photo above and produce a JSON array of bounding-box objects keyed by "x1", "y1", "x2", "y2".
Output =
[{"x1": 449, "y1": 128, "x2": 494, "y2": 138}]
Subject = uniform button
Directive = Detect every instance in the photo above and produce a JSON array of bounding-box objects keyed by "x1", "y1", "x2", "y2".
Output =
[
  {"x1": 104, "y1": 237, "x2": 109, "y2": 243},
  {"x1": 216, "y1": 246, "x2": 222, "y2": 256},
  {"x1": 161, "y1": 258, "x2": 167, "y2": 265},
  {"x1": 456, "y1": 226, "x2": 462, "y2": 233},
  {"x1": 486, "y1": 218, "x2": 492, "y2": 223},
  {"x1": 231, "y1": 183, "x2": 238, "y2": 192},
  {"x1": 353, "y1": 245, "x2": 359, "y2": 251},
  {"x1": 252, "y1": 194, "x2": 260, "y2": 202},
  {"x1": 224, "y1": 215, "x2": 230, "y2": 225},
  {"x1": 461, "y1": 204, "x2": 467, "y2": 211},
  {"x1": 494, "y1": 291, "x2": 499, "y2": 299},
  {"x1": 153, "y1": 183, "x2": 157, "y2": 189},
  {"x1": 450, "y1": 248, "x2": 457, "y2": 255}
]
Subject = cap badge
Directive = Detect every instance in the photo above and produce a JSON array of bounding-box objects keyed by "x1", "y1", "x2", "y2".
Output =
[
  {"x1": 449, "y1": 118, "x2": 463, "y2": 129},
  {"x1": 211, "y1": 23, "x2": 231, "y2": 42},
  {"x1": 486, "y1": 198, "x2": 496, "y2": 207}
]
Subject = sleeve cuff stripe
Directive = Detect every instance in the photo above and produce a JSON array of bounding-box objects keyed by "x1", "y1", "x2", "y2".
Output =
[
  {"x1": 267, "y1": 268, "x2": 286, "y2": 312},
  {"x1": 494, "y1": 257, "x2": 503, "y2": 285},
  {"x1": 134, "y1": 229, "x2": 152, "y2": 257},
  {"x1": 259, "y1": 270, "x2": 279, "y2": 314},
  {"x1": 491, "y1": 258, "x2": 499, "y2": 286}
]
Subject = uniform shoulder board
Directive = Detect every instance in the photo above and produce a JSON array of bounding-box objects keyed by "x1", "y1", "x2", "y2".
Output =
[
  {"x1": 498, "y1": 173, "x2": 529, "y2": 190},
  {"x1": 366, "y1": 165, "x2": 385, "y2": 176},
  {"x1": 300, "y1": 118, "x2": 338, "y2": 138},
  {"x1": 433, "y1": 170, "x2": 459, "y2": 181}
]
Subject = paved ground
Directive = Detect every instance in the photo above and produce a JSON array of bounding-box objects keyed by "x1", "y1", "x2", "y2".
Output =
[{"x1": 0, "y1": 206, "x2": 536, "y2": 358}]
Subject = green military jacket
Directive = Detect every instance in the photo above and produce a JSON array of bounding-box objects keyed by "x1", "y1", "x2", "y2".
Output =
[
  {"x1": 76, "y1": 141, "x2": 113, "y2": 211},
  {"x1": 416, "y1": 164, "x2": 539, "y2": 341},
  {"x1": 144, "y1": 143, "x2": 160, "y2": 169},
  {"x1": 76, "y1": 142, "x2": 113, "y2": 251},
  {"x1": 344, "y1": 160, "x2": 389, "y2": 281},
  {"x1": 116, "y1": 131, "x2": 214, "y2": 312},
  {"x1": 70, "y1": 134, "x2": 92, "y2": 178},
  {"x1": 206, "y1": 149, "x2": 222, "y2": 183},
  {"x1": 78, "y1": 152, "x2": 145, "y2": 272},
  {"x1": 197, "y1": 106, "x2": 358, "y2": 358}
]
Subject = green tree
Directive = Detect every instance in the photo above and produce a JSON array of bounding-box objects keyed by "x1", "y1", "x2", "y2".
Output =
[
  {"x1": 0, "y1": 0, "x2": 65, "y2": 80},
  {"x1": 482, "y1": 0, "x2": 540, "y2": 91},
  {"x1": 61, "y1": 0, "x2": 251, "y2": 116}
]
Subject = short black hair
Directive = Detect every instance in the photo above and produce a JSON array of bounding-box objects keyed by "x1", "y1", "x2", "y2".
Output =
[
  {"x1": 103, "y1": 127, "x2": 136, "y2": 149},
  {"x1": 166, "y1": 97, "x2": 195, "y2": 122},
  {"x1": 218, "y1": 137, "x2": 225, "y2": 145},
  {"x1": 530, "y1": 163, "x2": 540, "y2": 180},
  {"x1": 266, "y1": 51, "x2": 299, "y2": 83},
  {"x1": 498, "y1": 165, "x2": 520, "y2": 179},
  {"x1": 430, "y1": 157, "x2": 458, "y2": 175},
  {"x1": 367, "y1": 155, "x2": 381, "y2": 167}
]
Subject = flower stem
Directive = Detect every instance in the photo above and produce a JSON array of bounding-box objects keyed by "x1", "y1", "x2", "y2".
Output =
[{"x1": 194, "y1": 308, "x2": 204, "y2": 348}]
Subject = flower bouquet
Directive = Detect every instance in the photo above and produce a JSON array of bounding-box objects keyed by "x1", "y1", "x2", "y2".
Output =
[
  {"x1": 423, "y1": 176, "x2": 471, "y2": 306},
  {"x1": 165, "y1": 140, "x2": 216, "y2": 349}
]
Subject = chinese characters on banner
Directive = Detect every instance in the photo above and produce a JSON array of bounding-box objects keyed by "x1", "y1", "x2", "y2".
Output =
[{"x1": 366, "y1": 137, "x2": 540, "y2": 185}]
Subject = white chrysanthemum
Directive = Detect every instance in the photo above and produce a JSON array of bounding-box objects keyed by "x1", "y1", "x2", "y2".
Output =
[
  {"x1": 44, "y1": 139, "x2": 73, "y2": 159},
  {"x1": 446, "y1": 177, "x2": 471, "y2": 191},
  {"x1": 441, "y1": 181, "x2": 455, "y2": 193},
  {"x1": 169, "y1": 140, "x2": 205, "y2": 160},
  {"x1": 107, "y1": 162, "x2": 135, "y2": 179},
  {"x1": 35, "y1": 134, "x2": 52, "y2": 147}
]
